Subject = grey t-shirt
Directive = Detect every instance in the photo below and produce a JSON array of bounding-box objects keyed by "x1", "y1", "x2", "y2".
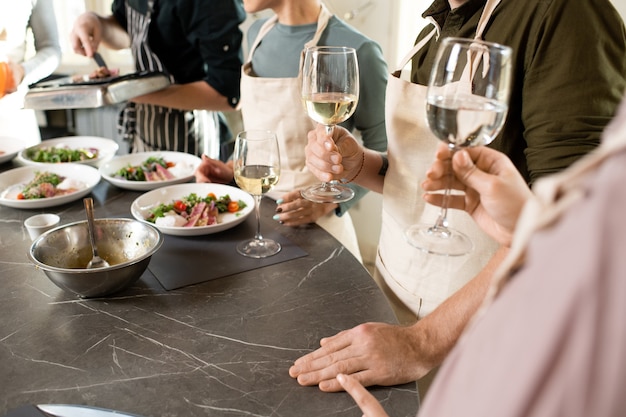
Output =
[{"x1": 247, "y1": 16, "x2": 388, "y2": 215}]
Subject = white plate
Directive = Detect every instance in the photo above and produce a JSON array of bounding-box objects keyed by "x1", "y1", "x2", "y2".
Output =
[
  {"x1": 0, "y1": 136, "x2": 24, "y2": 165},
  {"x1": 0, "y1": 136, "x2": 24, "y2": 164},
  {"x1": 0, "y1": 164, "x2": 101, "y2": 209},
  {"x1": 100, "y1": 151, "x2": 201, "y2": 191},
  {"x1": 16, "y1": 136, "x2": 119, "y2": 168},
  {"x1": 131, "y1": 183, "x2": 255, "y2": 236}
]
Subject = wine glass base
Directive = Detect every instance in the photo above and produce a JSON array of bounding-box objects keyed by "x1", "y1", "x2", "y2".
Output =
[
  {"x1": 237, "y1": 238, "x2": 281, "y2": 258},
  {"x1": 301, "y1": 183, "x2": 355, "y2": 204},
  {"x1": 405, "y1": 224, "x2": 473, "y2": 256}
]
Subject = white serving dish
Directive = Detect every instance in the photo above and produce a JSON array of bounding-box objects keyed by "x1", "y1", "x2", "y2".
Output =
[
  {"x1": 16, "y1": 136, "x2": 119, "y2": 168},
  {"x1": 0, "y1": 136, "x2": 24, "y2": 165},
  {"x1": 100, "y1": 151, "x2": 201, "y2": 191},
  {"x1": 131, "y1": 183, "x2": 254, "y2": 236},
  {"x1": 0, "y1": 163, "x2": 101, "y2": 209}
]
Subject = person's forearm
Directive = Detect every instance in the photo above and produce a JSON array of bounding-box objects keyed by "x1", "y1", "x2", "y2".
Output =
[
  {"x1": 352, "y1": 150, "x2": 385, "y2": 193},
  {"x1": 131, "y1": 81, "x2": 233, "y2": 111},
  {"x1": 23, "y1": 0, "x2": 61, "y2": 85},
  {"x1": 20, "y1": 46, "x2": 60, "y2": 87},
  {"x1": 99, "y1": 15, "x2": 130, "y2": 50},
  {"x1": 410, "y1": 246, "x2": 509, "y2": 370}
]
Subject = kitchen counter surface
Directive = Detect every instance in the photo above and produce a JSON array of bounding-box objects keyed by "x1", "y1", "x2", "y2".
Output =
[{"x1": 0, "y1": 160, "x2": 419, "y2": 417}]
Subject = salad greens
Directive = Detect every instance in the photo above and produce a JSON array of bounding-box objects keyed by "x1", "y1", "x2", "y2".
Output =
[
  {"x1": 147, "y1": 192, "x2": 247, "y2": 225},
  {"x1": 18, "y1": 171, "x2": 64, "y2": 199},
  {"x1": 114, "y1": 156, "x2": 174, "y2": 182},
  {"x1": 26, "y1": 146, "x2": 98, "y2": 163}
]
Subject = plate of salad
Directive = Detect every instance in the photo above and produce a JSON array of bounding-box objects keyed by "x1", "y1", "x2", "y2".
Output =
[
  {"x1": 131, "y1": 183, "x2": 255, "y2": 236},
  {"x1": 100, "y1": 151, "x2": 201, "y2": 191},
  {"x1": 0, "y1": 164, "x2": 101, "y2": 209},
  {"x1": 16, "y1": 136, "x2": 119, "y2": 168}
]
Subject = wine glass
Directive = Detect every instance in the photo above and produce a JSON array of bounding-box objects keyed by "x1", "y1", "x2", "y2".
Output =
[
  {"x1": 405, "y1": 37, "x2": 513, "y2": 256},
  {"x1": 233, "y1": 130, "x2": 281, "y2": 258},
  {"x1": 301, "y1": 45, "x2": 360, "y2": 203}
]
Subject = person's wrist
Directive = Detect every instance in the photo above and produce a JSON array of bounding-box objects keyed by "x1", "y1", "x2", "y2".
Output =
[
  {"x1": 343, "y1": 151, "x2": 365, "y2": 184},
  {"x1": 407, "y1": 322, "x2": 447, "y2": 379}
]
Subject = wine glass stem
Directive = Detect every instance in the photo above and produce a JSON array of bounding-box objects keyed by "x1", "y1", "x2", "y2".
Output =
[
  {"x1": 324, "y1": 124, "x2": 336, "y2": 188},
  {"x1": 253, "y1": 195, "x2": 263, "y2": 240},
  {"x1": 430, "y1": 150, "x2": 455, "y2": 232}
]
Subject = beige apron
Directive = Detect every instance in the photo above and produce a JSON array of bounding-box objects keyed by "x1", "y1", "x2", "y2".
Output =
[
  {"x1": 376, "y1": 0, "x2": 501, "y2": 319},
  {"x1": 239, "y1": 5, "x2": 362, "y2": 262}
]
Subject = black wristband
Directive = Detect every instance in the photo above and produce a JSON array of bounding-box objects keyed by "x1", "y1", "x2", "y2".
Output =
[{"x1": 378, "y1": 154, "x2": 389, "y2": 176}]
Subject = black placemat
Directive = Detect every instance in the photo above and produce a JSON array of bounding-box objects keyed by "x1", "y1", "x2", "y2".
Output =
[{"x1": 147, "y1": 213, "x2": 308, "y2": 290}]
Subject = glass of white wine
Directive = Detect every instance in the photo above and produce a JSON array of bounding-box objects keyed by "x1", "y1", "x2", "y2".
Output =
[
  {"x1": 233, "y1": 130, "x2": 281, "y2": 258},
  {"x1": 301, "y1": 45, "x2": 359, "y2": 203},
  {"x1": 405, "y1": 37, "x2": 513, "y2": 256}
]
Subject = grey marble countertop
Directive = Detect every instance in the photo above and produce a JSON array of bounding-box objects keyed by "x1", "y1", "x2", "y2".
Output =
[{"x1": 0, "y1": 161, "x2": 419, "y2": 417}]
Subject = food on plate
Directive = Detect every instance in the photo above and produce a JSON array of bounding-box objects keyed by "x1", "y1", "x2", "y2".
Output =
[
  {"x1": 16, "y1": 171, "x2": 84, "y2": 200},
  {"x1": 25, "y1": 145, "x2": 99, "y2": 163},
  {"x1": 147, "y1": 192, "x2": 248, "y2": 227},
  {"x1": 71, "y1": 67, "x2": 120, "y2": 83},
  {"x1": 89, "y1": 66, "x2": 120, "y2": 79},
  {"x1": 114, "y1": 156, "x2": 189, "y2": 182},
  {"x1": 0, "y1": 151, "x2": 5, "y2": 156}
]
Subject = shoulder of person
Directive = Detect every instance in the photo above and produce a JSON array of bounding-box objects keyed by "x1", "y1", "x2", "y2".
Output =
[
  {"x1": 247, "y1": 18, "x2": 269, "y2": 42},
  {"x1": 323, "y1": 16, "x2": 384, "y2": 55}
]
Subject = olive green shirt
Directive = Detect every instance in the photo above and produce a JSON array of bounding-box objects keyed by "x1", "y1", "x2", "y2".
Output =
[{"x1": 412, "y1": 0, "x2": 626, "y2": 184}]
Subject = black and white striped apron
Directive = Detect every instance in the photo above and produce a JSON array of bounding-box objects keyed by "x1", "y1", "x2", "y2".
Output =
[{"x1": 118, "y1": 0, "x2": 222, "y2": 158}]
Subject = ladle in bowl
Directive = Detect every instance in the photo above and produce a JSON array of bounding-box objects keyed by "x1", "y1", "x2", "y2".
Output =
[{"x1": 83, "y1": 197, "x2": 110, "y2": 269}]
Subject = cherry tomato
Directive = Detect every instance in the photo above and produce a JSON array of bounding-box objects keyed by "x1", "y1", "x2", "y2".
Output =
[
  {"x1": 227, "y1": 201, "x2": 239, "y2": 213},
  {"x1": 166, "y1": 161, "x2": 175, "y2": 168},
  {"x1": 207, "y1": 192, "x2": 217, "y2": 200},
  {"x1": 173, "y1": 200, "x2": 187, "y2": 212},
  {"x1": 17, "y1": 193, "x2": 25, "y2": 200}
]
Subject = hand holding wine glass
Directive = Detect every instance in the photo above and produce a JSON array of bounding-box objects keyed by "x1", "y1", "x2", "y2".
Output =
[
  {"x1": 233, "y1": 130, "x2": 281, "y2": 258},
  {"x1": 301, "y1": 46, "x2": 359, "y2": 203},
  {"x1": 405, "y1": 37, "x2": 513, "y2": 256}
]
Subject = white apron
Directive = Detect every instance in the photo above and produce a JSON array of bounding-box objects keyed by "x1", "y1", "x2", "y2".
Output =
[
  {"x1": 376, "y1": 0, "x2": 501, "y2": 319},
  {"x1": 240, "y1": 5, "x2": 362, "y2": 261}
]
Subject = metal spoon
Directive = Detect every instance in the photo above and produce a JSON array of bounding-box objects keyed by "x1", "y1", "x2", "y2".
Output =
[{"x1": 84, "y1": 198, "x2": 110, "y2": 269}]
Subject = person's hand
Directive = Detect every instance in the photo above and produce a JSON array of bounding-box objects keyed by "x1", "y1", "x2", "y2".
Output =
[
  {"x1": 289, "y1": 322, "x2": 430, "y2": 392},
  {"x1": 194, "y1": 155, "x2": 234, "y2": 184},
  {"x1": 422, "y1": 143, "x2": 533, "y2": 247},
  {"x1": 70, "y1": 12, "x2": 103, "y2": 57},
  {"x1": 337, "y1": 374, "x2": 390, "y2": 417},
  {"x1": 273, "y1": 190, "x2": 337, "y2": 227},
  {"x1": 305, "y1": 124, "x2": 364, "y2": 183}
]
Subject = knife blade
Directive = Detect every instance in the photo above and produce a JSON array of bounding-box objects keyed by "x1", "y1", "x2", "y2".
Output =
[
  {"x1": 93, "y1": 52, "x2": 108, "y2": 69},
  {"x1": 35, "y1": 405, "x2": 143, "y2": 417}
]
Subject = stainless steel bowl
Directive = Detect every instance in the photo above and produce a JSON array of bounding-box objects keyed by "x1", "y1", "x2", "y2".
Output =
[{"x1": 28, "y1": 218, "x2": 163, "y2": 298}]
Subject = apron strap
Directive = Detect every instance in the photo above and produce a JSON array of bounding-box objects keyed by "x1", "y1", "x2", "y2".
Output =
[
  {"x1": 476, "y1": 0, "x2": 502, "y2": 40},
  {"x1": 393, "y1": 0, "x2": 502, "y2": 74},
  {"x1": 394, "y1": 28, "x2": 436, "y2": 74},
  {"x1": 303, "y1": 3, "x2": 333, "y2": 49},
  {"x1": 246, "y1": 15, "x2": 279, "y2": 63},
  {"x1": 245, "y1": 4, "x2": 333, "y2": 66}
]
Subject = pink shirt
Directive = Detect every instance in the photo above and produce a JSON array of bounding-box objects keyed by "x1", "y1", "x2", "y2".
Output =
[{"x1": 419, "y1": 99, "x2": 626, "y2": 417}]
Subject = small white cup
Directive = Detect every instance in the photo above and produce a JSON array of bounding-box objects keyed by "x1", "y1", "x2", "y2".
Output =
[{"x1": 24, "y1": 213, "x2": 61, "y2": 241}]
